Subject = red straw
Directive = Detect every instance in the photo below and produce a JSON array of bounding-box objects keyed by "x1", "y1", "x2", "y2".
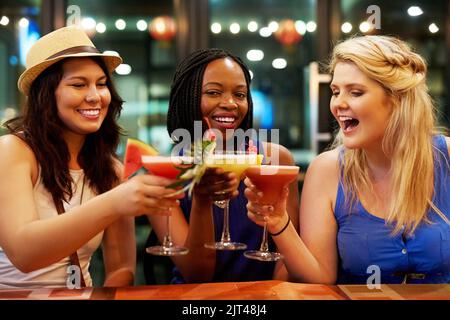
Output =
[{"x1": 203, "y1": 117, "x2": 216, "y2": 141}]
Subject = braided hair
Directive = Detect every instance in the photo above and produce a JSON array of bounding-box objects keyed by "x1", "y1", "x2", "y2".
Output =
[{"x1": 167, "y1": 48, "x2": 253, "y2": 141}]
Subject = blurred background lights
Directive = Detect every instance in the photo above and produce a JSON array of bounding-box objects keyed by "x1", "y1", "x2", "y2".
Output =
[
  {"x1": 249, "y1": 70, "x2": 254, "y2": 79},
  {"x1": 306, "y1": 21, "x2": 317, "y2": 32},
  {"x1": 272, "y1": 58, "x2": 287, "y2": 69},
  {"x1": 96, "y1": 22, "x2": 106, "y2": 33},
  {"x1": 81, "y1": 17, "x2": 96, "y2": 30},
  {"x1": 247, "y1": 21, "x2": 258, "y2": 32},
  {"x1": 407, "y1": 6, "x2": 423, "y2": 16},
  {"x1": 341, "y1": 22, "x2": 352, "y2": 33},
  {"x1": 259, "y1": 27, "x2": 271, "y2": 37},
  {"x1": 9, "y1": 55, "x2": 18, "y2": 66},
  {"x1": 211, "y1": 22, "x2": 222, "y2": 34},
  {"x1": 115, "y1": 19, "x2": 126, "y2": 30},
  {"x1": 359, "y1": 21, "x2": 371, "y2": 33},
  {"x1": 295, "y1": 20, "x2": 306, "y2": 35},
  {"x1": 428, "y1": 23, "x2": 439, "y2": 33},
  {"x1": 246, "y1": 49, "x2": 264, "y2": 61},
  {"x1": 136, "y1": 20, "x2": 148, "y2": 31},
  {"x1": 0, "y1": 16, "x2": 9, "y2": 26},
  {"x1": 229, "y1": 22, "x2": 240, "y2": 34},
  {"x1": 19, "y1": 18, "x2": 29, "y2": 28},
  {"x1": 116, "y1": 64, "x2": 132, "y2": 75},
  {"x1": 268, "y1": 21, "x2": 279, "y2": 32}
]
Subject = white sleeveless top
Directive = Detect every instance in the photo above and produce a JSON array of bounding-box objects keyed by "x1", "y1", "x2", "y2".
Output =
[{"x1": 0, "y1": 169, "x2": 104, "y2": 289}]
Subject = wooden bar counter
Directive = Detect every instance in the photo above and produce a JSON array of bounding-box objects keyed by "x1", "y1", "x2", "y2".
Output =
[{"x1": 0, "y1": 280, "x2": 449, "y2": 300}]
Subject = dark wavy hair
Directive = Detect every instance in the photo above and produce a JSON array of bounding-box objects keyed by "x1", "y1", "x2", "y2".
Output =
[
  {"x1": 5, "y1": 57, "x2": 124, "y2": 203},
  {"x1": 167, "y1": 48, "x2": 253, "y2": 141}
]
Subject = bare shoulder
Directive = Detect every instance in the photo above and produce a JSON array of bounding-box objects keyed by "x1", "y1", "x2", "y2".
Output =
[
  {"x1": 0, "y1": 134, "x2": 38, "y2": 182},
  {"x1": 0, "y1": 134, "x2": 36, "y2": 162},
  {"x1": 301, "y1": 148, "x2": 340, "y2": 216},
  {"x1": 303, "y1": 148, "x2": 340, "y2": 196},
  {"x1": 308, "y1": 148, "x2": 340, "y2": 175},
  {"x1": 262, "y1": 142, "x2": 295, "y2": 165}
]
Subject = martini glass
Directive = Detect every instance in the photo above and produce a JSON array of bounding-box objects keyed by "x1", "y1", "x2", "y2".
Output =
[
  {"x1": 142, "y1": 155, "x2": 192, "y2": 256},
  {"x1": 244, "y1": 165, "x2": 299, "y2": 261},
  {"x1": 204, "y1": 151, "x2": 263, "y2": 250}
]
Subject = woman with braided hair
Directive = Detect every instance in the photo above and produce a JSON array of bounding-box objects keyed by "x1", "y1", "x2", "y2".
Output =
[
  {"x1": 146, "y1": 48, "x2": 299, "y2": 283},
  {"x1": 245, "y1": 35, "x2": 450, "y2": 284}
]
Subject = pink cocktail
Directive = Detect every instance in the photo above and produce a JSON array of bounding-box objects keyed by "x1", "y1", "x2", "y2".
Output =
[
  {"x1": 244, "y1": 165, "x2": 299, "y2": 262},
  {"x1": 245, "y1": 165, "x2": 299, "y2": 204}
]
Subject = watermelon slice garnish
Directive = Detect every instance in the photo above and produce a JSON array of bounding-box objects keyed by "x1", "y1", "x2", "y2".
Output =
[{"x1": 122, "y1": 138, "x2": 159, "y2": 180}]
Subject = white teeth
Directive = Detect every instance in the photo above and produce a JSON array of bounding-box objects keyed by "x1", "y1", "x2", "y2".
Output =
[
  {"x1": 213, "y1": 117, "x2": 235, "y2": 123},
  {"x1": 78, "y1": 109, "x2": 100, "y2": 116},
  {"x1": 339, "y1": 116, "x2": 354, "y2": 121}
]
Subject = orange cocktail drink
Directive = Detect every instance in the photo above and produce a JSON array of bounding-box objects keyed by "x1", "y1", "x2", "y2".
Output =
[{"x1": 245, "y1": 165, "x2": 299, "y2": 204}]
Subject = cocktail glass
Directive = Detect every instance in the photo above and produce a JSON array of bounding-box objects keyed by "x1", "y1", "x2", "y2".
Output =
[
  {"x1": 204, "y1": 151, "x2": 263, "y2": 250},
  {"x1": 244, "y1": 165, "x2": 299, "y2": 261},
  {"x1": 142, "y1": 155, "x2": 193, "y2": 256}
]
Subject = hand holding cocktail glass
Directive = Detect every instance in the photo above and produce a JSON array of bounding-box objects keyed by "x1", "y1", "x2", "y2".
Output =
[
  {"x1": 204, "y1": 151, "x2": 263, "y2": 250},
  {"x1": 191, "y1": 167, "x2": 239, "y2": 202},
  {"x1": 142, "y1": 155, "x2": 192, "y2": 256},
  {"x1": 244, "y1": 165, "x2": 299, "y2": 261}
]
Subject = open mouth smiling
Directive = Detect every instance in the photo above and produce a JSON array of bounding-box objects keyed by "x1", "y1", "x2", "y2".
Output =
[{"x1": 339, "y1": 116, "x2": 360, "y2": 132}]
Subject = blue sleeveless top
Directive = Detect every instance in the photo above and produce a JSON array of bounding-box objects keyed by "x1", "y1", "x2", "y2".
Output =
[
  {"x1": 335, "y1": 135, "x2": 450, "y2": 284},
  {"x1": 172, "y1": 140, "x2": 276, "y2": 283}
]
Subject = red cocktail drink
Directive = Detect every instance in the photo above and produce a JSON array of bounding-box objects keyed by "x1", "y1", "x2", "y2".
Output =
[
  {"x1": 244, "y1": 165, "x2": 299, "y2": 262},
  {"x1": 245, "y1": 165, "x2": 299, "y2": 204},
  {"x1": 141, "y1": 156, "x2": 193, "y2": 179},
  {"x1": 141, "y1": 155, "x2": 193, "y2": 256}
]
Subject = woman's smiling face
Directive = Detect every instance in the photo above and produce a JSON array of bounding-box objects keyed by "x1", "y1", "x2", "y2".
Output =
[
  {"x1": 201, "y1": 57, "x2": 249, "y2": 142},
  {"x1": 330, "y1": 61, "x2": 393, "y2": 150},
  {"x1": 55, "y1": 57, "x2": 111, "y2": 137}
]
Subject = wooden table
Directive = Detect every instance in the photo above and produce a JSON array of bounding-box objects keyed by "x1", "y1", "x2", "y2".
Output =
[{"x1": 0, "y1": 280, "x2": 449, "y2": 300}]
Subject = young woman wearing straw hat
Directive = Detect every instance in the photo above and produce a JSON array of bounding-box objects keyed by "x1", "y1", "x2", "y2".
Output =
[{"x1": 0, "y1": 26, "x2": 183, "y2": 288}]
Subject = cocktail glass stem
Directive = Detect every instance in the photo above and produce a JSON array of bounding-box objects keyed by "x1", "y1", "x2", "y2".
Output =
[
  {"x1": 220, "y1": 200, "x2": 231, "y2": 244},
  {"x1": 259, "y1": 222, "x2": 269, "y2": 252},
  {"x1": 162, "y1": 216, "x2": 173, "y2": 248},
  {"x1": 146, "y1": 207, "x2": 189, "y2": 256}
]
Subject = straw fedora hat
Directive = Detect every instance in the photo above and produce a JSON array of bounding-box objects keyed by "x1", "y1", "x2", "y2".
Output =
[{"x1": 18, "y1": 26, "x2": 123, "y2": 95}]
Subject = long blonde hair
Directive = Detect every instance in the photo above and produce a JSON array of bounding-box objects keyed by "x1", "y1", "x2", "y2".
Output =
[{"x1": 329, "y1": 35, "x2": 448, "y2": 235}]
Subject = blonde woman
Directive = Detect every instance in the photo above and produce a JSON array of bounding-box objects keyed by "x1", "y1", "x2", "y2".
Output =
[{"x1": 244, "y1": 35, "x2": 450, "y2": 284}]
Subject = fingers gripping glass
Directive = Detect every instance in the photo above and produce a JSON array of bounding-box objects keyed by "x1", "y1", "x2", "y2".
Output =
[
  {"x1": 142, "y1": 156, "x2": 189, "y2": 256},
  {"x1": 204, "y1": 151, "x2": 262, "y2": 251},
  {"x1": 243, "y1": 165, "x2": 299, "y2": 261}
]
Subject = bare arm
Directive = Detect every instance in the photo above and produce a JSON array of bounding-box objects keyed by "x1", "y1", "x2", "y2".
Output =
[
  {"x1": 102, "y1": 162, "x2": 136, "y2": 287},
  {"x1": 0, "y1": 135, "x2": 181, "y2": 273},
  {"x1": 246, "y1": 149, "x2": 340, "y2": 284},
  {"x1": 102, "y1": 216, "x2": 136, "y2": 287}
]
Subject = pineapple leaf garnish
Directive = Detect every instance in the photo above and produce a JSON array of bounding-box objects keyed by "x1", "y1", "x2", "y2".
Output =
[{"x1": 165, "y1": 139, "x2": 216, "y2": 198}]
